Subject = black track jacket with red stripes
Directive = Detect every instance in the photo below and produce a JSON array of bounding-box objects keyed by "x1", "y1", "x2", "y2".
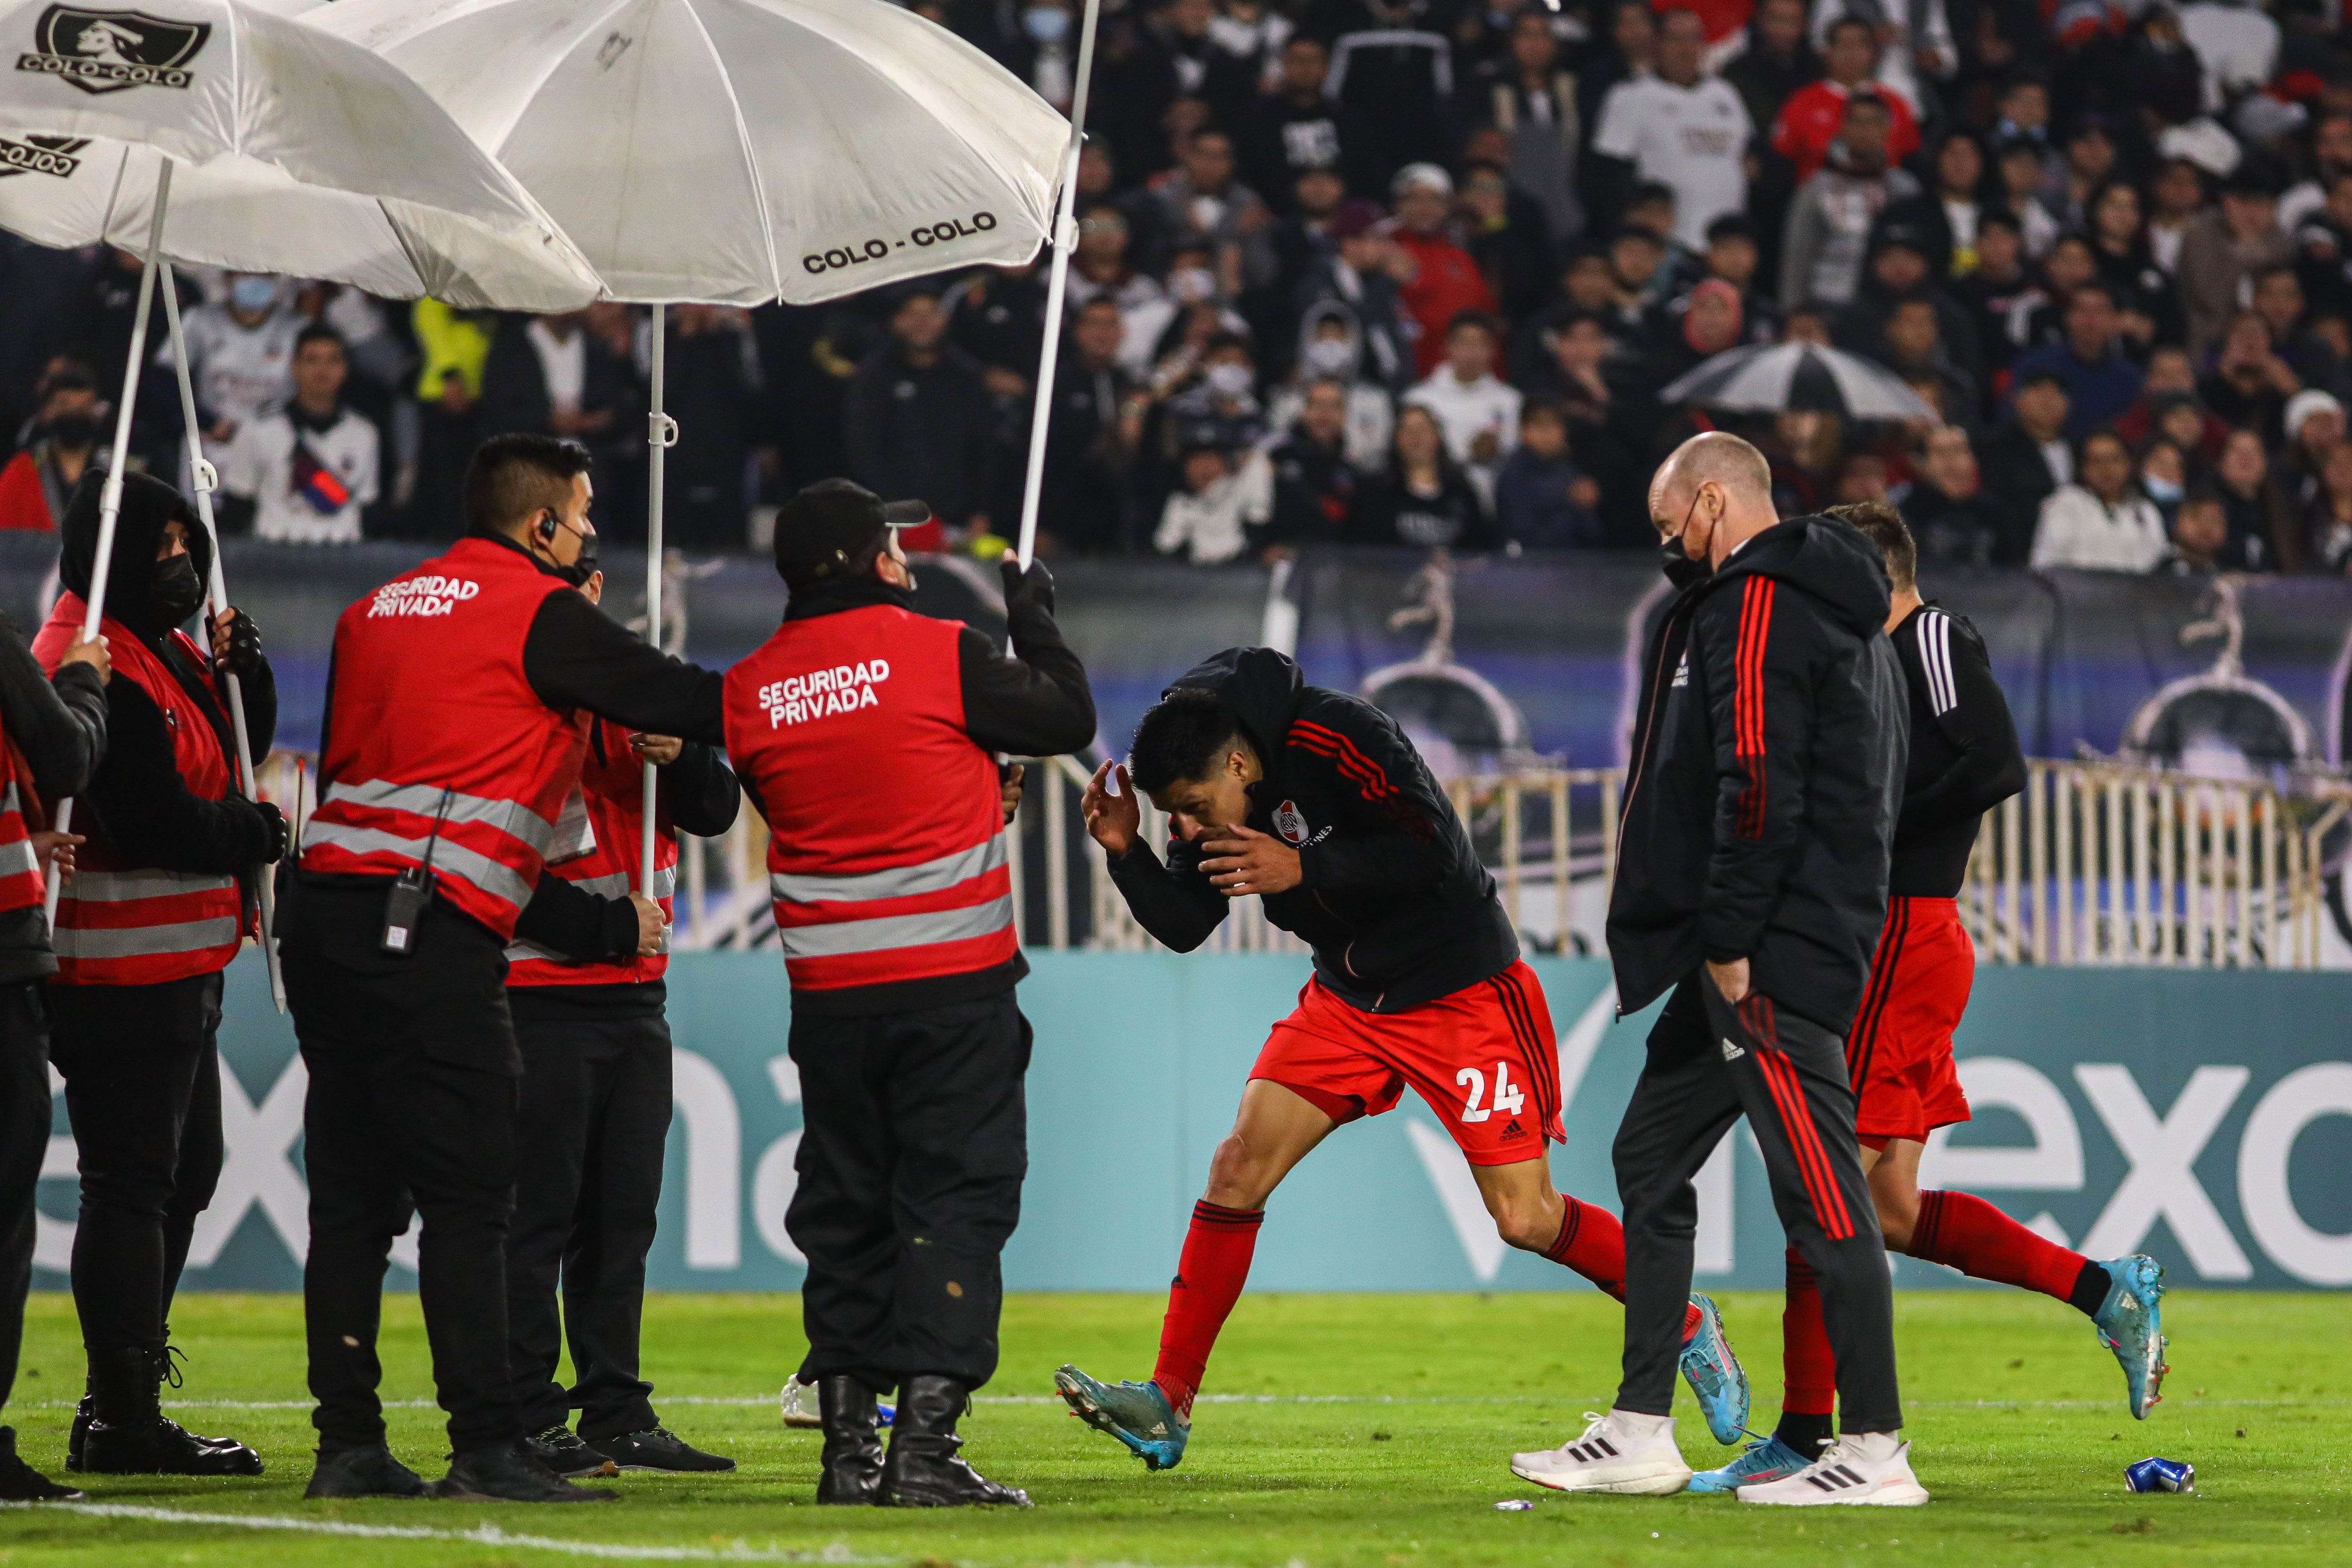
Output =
[
  {"x1": 1106, "y1": 646, "x2": 1518, "y2": 1013},
  {"x1": 1607, "y1": 516, "x2": 1908, "y2": 1035}
]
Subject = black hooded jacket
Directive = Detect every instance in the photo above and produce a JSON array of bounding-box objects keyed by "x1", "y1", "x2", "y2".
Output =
[
  {"x1": 1606, "y1": 517, "x2": 1908, "y2": 1035},
  {"x1": 1107, "y1": 648, "x2": 1518, "y2": 1014},
  {"x1": 57, "y1": 469, "x2": 280, "y2": 904}
]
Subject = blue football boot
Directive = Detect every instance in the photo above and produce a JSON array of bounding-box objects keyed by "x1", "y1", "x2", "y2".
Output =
[
  {"x1": 1054, "y1": 1365, "x2": 1189, "y2": 1471},
  {"x1": 2092, "y1": 1255, "x2": 2169, "y2": 1419},
  {"x1": 1687, "y1": 1433, "x2": 1818, "y2": 1494},
  {"x1": 1679, "y1": 1294, "x2": 1751, "y2": 1446}
]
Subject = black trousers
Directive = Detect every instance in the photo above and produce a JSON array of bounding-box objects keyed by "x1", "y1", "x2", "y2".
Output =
[
  {"x1": 788, "y1": 992, "x2": 1030, "y2": 1393},
  {"x1": 48, "y1": 973, "x2": 225, "y2": 1357},
  {"x1": 506, "y1": 1001, "x2": 670, "y2": 1439},
  {"x1": 281, "y1": 882, "x2": 522, "y2": 1455},
  {"x1": 0, "y1": 982, "x2": 52, "y2": 1413},
  {"x1": 1613, "y1": 971, "x2": 1901, "y2": 1434}
]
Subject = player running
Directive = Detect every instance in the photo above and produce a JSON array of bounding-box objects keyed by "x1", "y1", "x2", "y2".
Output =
[
  {"x1": 1690, "y1": 502, "x2": 2167, "y2": 1493},
  {"x1": 1053, "y1": 647, "x2": 1748, "y2": 1472}
]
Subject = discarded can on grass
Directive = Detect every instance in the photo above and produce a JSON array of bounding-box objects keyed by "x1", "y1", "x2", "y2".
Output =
[
  {"x1": 1494, "y1": 1499, "x2": 1536, "y2": 1511},
  {"x1": 2125, "y1": 1457, "x2": 2194, "y2": 1494}
]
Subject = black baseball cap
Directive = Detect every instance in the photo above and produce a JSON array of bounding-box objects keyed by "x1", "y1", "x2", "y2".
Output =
[{"x1": 773, "y1": 478, "x2": 930, "y2": 586}]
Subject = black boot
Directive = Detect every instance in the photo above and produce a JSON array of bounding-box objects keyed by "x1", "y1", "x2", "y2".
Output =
[
  {"x1": 0, "y1": 1426, "x2": 81, "y2": 1502},
  {"x1": 304, "y1": 1443, "x2": 428, "y2": 1499},
  {"x1": 64, "y1": 1388, "x2": 88, "y2": 1472},
  {"x1": 432, "y1": 1437, "x2": 617, "y2": 1502},
  {"x1": 79, "y1": 1346, "x2": 263, "y2": 1477},
  {"x1": 815, "y1": 1376, "x2": 885, "y2": 1505},
  {"x1": 876, "y1": 1375, "x2": 1030, "y2": 1508}
]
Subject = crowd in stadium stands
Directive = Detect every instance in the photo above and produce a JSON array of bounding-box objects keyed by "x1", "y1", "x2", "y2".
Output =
[{"x1": 4, "y1": 0, "x2": 2352, "y2": 579}]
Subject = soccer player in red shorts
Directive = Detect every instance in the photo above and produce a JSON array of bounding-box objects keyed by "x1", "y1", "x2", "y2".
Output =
[
  {"x1": 1054, "y1": 647, "x2": 1748, "y2": 1470},
  {"x1": 1691, "y1": 504, "x2": 2169, "y2": 1491}
]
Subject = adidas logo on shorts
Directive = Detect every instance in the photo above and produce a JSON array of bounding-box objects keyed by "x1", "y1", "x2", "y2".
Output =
[{"x1": 1499, "y1": 1118, "x2": 1526, "y2": 1141}]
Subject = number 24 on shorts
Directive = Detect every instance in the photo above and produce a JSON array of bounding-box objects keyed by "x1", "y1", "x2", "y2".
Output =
[{"x1": 1455, "y1": 1062, "x2": 1524, "y2": 1123}]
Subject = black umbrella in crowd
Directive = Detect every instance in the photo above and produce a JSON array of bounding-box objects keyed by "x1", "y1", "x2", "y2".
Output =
[{"x1": 1660, "y1": 341, "x2": 1939, "y2": 422}]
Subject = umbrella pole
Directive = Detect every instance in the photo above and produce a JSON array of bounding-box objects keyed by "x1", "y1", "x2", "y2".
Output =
[
  {"x1": 159, "y1": 261, "x2": 285, "y2": 1015},
  {"x1": 1010, "y1": 0, "x2": 1103, "y2": 570},
  {"x1": 47, "y1": 158, "x2": 174, "y2": 928},
  {"x1": 641, "y1": 305, "x2": 675, "y2": 926}
]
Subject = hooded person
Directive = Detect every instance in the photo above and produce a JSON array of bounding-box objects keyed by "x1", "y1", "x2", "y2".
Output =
[
  {"x1": 1264, "y1": 300, "x2": 1397, "y2": 472},
  {"x1": 30, "y1": 468, "x2": 285, "y2": 1478}
]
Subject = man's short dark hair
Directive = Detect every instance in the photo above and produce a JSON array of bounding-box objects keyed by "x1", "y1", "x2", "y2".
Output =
[
  {"x1": 1130, "y1": 689, "x2": 1246, "y2": 797},
  {"x1": 2181, "y1": 486, "x2": 2226, "y2": 514},
  {"x1": 464, "y1": 433, "x2": 593, "y2": 536},
  {"x1": 2068, "y1": 279, "x2": 2116, "y2": 309},
  {"x1": 1446, "y1": 308, "x2": 1502, "y2": 342},
  {"x1": 39, "y1": 361, "x2": 97, "y2": 398},
  {"x1": 1825, "y1": 13, "x2": 1874, "y2": 44},
  {"x1": 1828, "y1": 499, "x2": 1915, "y2": 591},
  {"x1": 1705, "y1": 212, "x2": 1757, "y2": 245},
  {"x1": 2016, "y1": 366, "x2": 2068, "y2": 396},
  {"x1": 294, "y1": 322, "x2": 346, "y2": 357},
  {"x1": 1978, "y1": 206, "x2": 2022, "y2": 235}
]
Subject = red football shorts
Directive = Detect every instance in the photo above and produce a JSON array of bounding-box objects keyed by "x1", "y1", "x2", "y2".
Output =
[
  {"x1": 1250, "y1": 959, "x2": 1565, "y2": 1165},
  {"x1": 1846, "y1": 895, "x2": 1975, "y2": 1146}
]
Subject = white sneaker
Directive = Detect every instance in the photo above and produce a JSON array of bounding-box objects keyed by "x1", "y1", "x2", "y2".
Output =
[
  {"x1": 1735, "y1": 1434, "x2": 1929, "y2": 1506},
  {"x1": 779, "y1": 1375, "x2": 821, "y2": 1430},
  {"x1": 1510, "y1": 1411, "x2": 1693, "y2": 1495}
]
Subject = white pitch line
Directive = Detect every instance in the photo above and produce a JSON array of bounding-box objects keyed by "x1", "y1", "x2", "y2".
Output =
[{"x1": 1, "y1": 1501, "x2": 890, "y2": 1562}]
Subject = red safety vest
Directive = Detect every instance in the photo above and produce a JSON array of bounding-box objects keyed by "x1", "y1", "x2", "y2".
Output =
[
  {"x1": 32, "y1": 596, "x2": 244, "y2": 985},
  {"x1": 505, "y1": 716, "x2": 676, "y2": 987},
  {"x1": 0, "y1": 733, "x2": 42, "y2": 916},
  {"x1": 723, "y1": 603, "x2": 1013, "y2": 993},
  {"x1": 300, "y1": 536, "x2": 587, "y2": 942}
]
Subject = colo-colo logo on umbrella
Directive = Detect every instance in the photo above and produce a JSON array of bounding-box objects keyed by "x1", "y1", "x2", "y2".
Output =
[
  {"x1": 16, "y1": 6, "x2": 209, "y2": 94},
  {"x1": 0, "y1": 130, "x2": 84, "y2": 175}
]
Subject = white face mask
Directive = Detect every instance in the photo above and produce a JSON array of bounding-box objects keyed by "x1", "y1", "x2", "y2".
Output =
[
  {"x1": 1022, "y1": 4, "x2": 1069, "y2": 42},
  {"x1": 2143, "y1": 474, "x2": 2184, "y2": 503},
  {"x1": 1170, "y1": 267, "x2": 1218, "y2": 303},
  {"x1": 1303, "y1": 337, "x2": 1355, "y2": 377},
  {"x1": 1205, "y1": 361, "x2": 1254, "y2": 397}
]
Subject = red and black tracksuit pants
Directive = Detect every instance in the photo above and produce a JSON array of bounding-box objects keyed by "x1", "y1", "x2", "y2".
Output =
[{"x1": 1610, "y1": 969, "x2": 1901, "y2": 1434}]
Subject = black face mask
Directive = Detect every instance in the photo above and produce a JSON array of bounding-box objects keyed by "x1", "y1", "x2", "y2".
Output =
[
  {"x1": 1659, "y1": 530, "x2": 1709, "y2": 587},
  {"x1": 556, "y1": 525, "x2": 599, "y2": 589},
  {"x1": 47, "y1": 414, "x2": 97, "y2": 449},
  {"x1": 150, "y1": 552, "x2": 207, "y2": 628}
]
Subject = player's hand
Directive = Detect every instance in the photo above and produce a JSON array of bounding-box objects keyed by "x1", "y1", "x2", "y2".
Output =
[
  {"x1": 628, "y1": 892, "x2": 668, "y2": 956},
  {"x1": 1200, "y1": 823, "x2": 1301, "y2": 898},
  {"x1": 1706, "y1": 956, "x2": 1751, "y2": 1004},
  {"x1": 1083, "y1": 760, "x2": 1140, "y2": 858},
  {"x1": 999, "y1": 762, "x2": 1025, "y2": 826},
  {"x1": 58, "y1": 632, "x2": 108, "y2": 683},
  {"x1": 631, "y1": 733, "x2": 683, "y2": 766},
  {"x1": 30, "y1": 830, "x2": 82, "y2": 881}
]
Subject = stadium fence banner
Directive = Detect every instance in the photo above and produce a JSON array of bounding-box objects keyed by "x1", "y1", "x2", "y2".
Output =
[{"x1": 39, "y1": 951, "x2": 2351, "y2": 1295}]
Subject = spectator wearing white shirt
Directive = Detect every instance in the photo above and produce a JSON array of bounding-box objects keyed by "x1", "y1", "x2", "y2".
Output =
[
  {"x1": 216, "y1": 325, "x2": 381, "y2": 546},
  {"x1": 153, "y1": 272, "x2": 300, "y2": 458},
  {"x1": 1589, "y1": 8, "x2": 1754, "y2": 251},
  {"x1": 1154, "y1": 435, "x2": 1271, "y2": 564},
  {"x1": 1404, "y1": 311, "x2": 1521, "y2": 497},
  {"x1": 2032, "y1": 428, "x2": 2170, "y2": 572}
]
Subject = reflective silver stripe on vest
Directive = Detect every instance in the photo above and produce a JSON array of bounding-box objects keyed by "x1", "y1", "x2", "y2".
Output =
[
  {"x1": 299, "y1": 819, "x2": 537, "y2": 911},
  {"x1": 319, "y1": 779, "x2": 560, "y2": 855},
  {"x1": 775, "y1": 895, "x2": 1015, "y2": 960},
  {"x1": 0, "y1": 836, "x2": 33, "y2": 879},
  {"x1": 504, "y1": 937, "x2": 564, "y2": 963},
  {"x1": 66, "y1": 868, "x2": 238, "y2": 903},
  {"x1": 53, "y1": 917, "x2": 240, "y2": 960},
  {"x1": 768, "y1": 834, "x2": 1007, "y2": 906}
]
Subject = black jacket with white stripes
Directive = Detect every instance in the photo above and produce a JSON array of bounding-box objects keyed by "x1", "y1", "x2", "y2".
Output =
[{"x1": 1888, "y1": 603, "x2": 2026, "y2": 898}]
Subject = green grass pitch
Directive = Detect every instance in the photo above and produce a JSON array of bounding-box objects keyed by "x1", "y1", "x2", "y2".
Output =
[{"x1": 0, "y1": 1290, "x2": 2343, "y2": 1565}]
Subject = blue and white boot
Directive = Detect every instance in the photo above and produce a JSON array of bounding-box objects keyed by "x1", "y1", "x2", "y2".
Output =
[
  {"x1": 1689, "y1": 1433, "x2": 1819, "y2": 1493},
  {"x1": 1679, "y1": 1294, "x2": 1750, "y2": 1445},
  {"x1": 2091, "y1": 1255, "x2": 2169, "y2": 1419},
  {"x1": 1054, "y1": 1365, "x2": 1189, "y2": 1471}
]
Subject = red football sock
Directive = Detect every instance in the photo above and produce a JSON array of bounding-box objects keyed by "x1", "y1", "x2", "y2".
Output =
[
  {"x1": 1781, "y1": 1246, "x2": 1835, "y2": 1417},
  {"x1": 1908, "y1": 1189, "x2": 2087, "y2": 1301},
  {"x1": 1152, "y1": 1200, "x2": 1263, "y2": 1419},
  {"x1": 1541, "y1": 1198, "x2": 1704, "y2": 1339}
]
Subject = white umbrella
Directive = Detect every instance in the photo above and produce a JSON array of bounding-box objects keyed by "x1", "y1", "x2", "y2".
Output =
[
  {"x1": 0, "y1": 0, "x2": 606, "y2": 1000},
  {"x1": 1659, "y1": 341, "x2": 1939, "y2": 422},
  {"x1": 312, "y1": 0, "x2": 1072, "y2": 902}
]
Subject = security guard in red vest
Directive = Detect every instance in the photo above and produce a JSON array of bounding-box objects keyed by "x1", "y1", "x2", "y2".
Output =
[
  {"x1": 499, "y1": 567, "x2": 741, "y2": 1480},
  {"x1": 283, "y1": 434, "x2": 722, "y2": 1504},
  {"x1": 33, "y1": 470, "x2": 283, "y2": 1480},
  {"x1": 0, "y1": 586, "x2": 108, "y2": 1504},
  {"x1": 723, "y1": 480, "x2": 1093, "y2": 1507}
]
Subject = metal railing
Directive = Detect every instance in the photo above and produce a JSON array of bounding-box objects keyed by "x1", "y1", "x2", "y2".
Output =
[{"x1": 258, "y1": 750, "x2": 2345, "y2": 969}]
